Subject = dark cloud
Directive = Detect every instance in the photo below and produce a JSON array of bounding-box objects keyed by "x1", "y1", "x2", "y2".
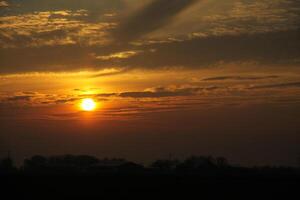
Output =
[
  {"x1": 3, "y1": 0, "x2": 124, "y2": 13},
  {"x1": 113, "y1": 0, "x2": 198, "y2": 42},
  {"x1": 202, "y1": 75, "x2": 280, "y2": 81},
  {"x1": 55, "y1": 98, "x2": 79, "y2": 104},
  {"x1": 5, "y1": 95, "x2": 32, "y2": 101},
  {"x1": 119, "y1": 87, "x2": 201, "y2": 98},
  {"x1": 122, "y1": 29, "x2": 300, "y2": 68},
  {"x1": 1, "y1": 29, "x2": 300, "y2": 74},
  {"x1": 0, "y1": 45, "x2": 96, "y2": 73},
  {"x1": 248, "y1": 82, "x2": 300, "y2": 90},
  {"x1": 95, "y1": 93, "x2": 117, "y2": 98}
]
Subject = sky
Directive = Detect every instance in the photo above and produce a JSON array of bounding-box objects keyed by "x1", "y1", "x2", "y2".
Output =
[{"x1": 0, "y1": 0, "x2": 300, "y2": 166}]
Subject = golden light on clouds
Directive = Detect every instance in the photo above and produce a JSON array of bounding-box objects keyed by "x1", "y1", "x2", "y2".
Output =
[
  {"x1": 96, "y1": 51, "x2": 142, "y2": 60},
  {"x1": 80, "y1": 98, "x2": 97, "y2": 111}
]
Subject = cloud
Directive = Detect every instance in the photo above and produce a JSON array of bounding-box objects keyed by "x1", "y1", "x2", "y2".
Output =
[
  {"x1": 248, "y1": 82, "x2": 300, "y2": 89},
  {"x1": 55, "y1": 98, "x2": 79, "y2": 104},
  {"x1": 4, "y1": 0, "x2": 124, "y2": 13},
  {"x1": 113, "y1": 0, "x2": 198, "y2": 42},
  {"x1": 96, "y1": 50, "x2": 142, "y2": 60},
  {"x1": 1, "y1": 29, "x2": 300, "y2": 74},
  {"x1": 121, "y1": 29, "x2": 300, "y2": 68},
  {"x1": 75, "y1": 86, "x2": 206, "y2": 99},
  {"x1": 0, "y1": 10, "x2": 115, "y2": 48},
  {"x1": 197, "y1": 0, "x2": 300, "y2": 35},
  {"x1": 118, "y1": 86, "x2": 203, "y2": 98},
  {"x1": 202, "y1": 75, "x2": 280, "y2": 81},
  {"x1": 89, "y1": 68, "x2": 129, "y2": 78},
  {"x1": 0, "y1": 45, "x2": 96, "y2": 73},
  {"x1": 5, "y1": 95, "x2": 32, "y2": 101},
  {"x1": 0, "y1": 1, "x2": 8, "y2": 7},
  {"x1": 95, "y1": 93, "x2": 117, "y2": 98}
]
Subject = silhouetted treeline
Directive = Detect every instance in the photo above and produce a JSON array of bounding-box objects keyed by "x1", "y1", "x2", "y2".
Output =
[
  {"x1": 1, "y1": 155, "x2": 299, "y2": 177},
  {"x1": 0, "y1": 156, "x2": 17, "y2": 174},
  {"x1": 1, "y1": 155, "x2": 300, "y2": 198}
]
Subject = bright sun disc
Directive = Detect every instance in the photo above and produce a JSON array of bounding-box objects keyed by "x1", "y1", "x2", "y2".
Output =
[{"x1": 80, "y1": 98, "x2": 96, "y2": 111}]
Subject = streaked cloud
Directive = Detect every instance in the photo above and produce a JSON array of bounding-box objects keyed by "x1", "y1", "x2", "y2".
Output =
[
  {"x1": 121, "y1": 29, "x2": 300, "y2": 68},
  {"x1": 248, "y1": 82, "x2": 300, "y2": 89},
  {"x1": 96, "y1": 50, "x2": 142, "y2": 60},
  {"x1": 113, "y1": 0, "x2": 198, "y2": 43},
  {"x1": 5, "y1": 95, "x2": 32, "y2": 101},
  {"x1": 202, "y1": 75, "x2": 280, "y2": 81},
  {"x1": 119, "y1": 86, "x2": 200, "y2": 98}
]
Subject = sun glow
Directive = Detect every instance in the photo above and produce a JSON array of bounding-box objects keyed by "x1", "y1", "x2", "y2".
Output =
[{"x1": 80, "y1": 98, "x2": 97, "y2": 111}]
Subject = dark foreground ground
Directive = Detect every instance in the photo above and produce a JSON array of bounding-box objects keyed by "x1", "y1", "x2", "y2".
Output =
[{"x1": 2, "y1": 173, "x2": 300, "y2": 199}]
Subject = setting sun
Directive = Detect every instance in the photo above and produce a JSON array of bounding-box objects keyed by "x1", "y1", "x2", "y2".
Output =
[{"x1": 80, "y1": 98, "x2": 97, "y2": 111}]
